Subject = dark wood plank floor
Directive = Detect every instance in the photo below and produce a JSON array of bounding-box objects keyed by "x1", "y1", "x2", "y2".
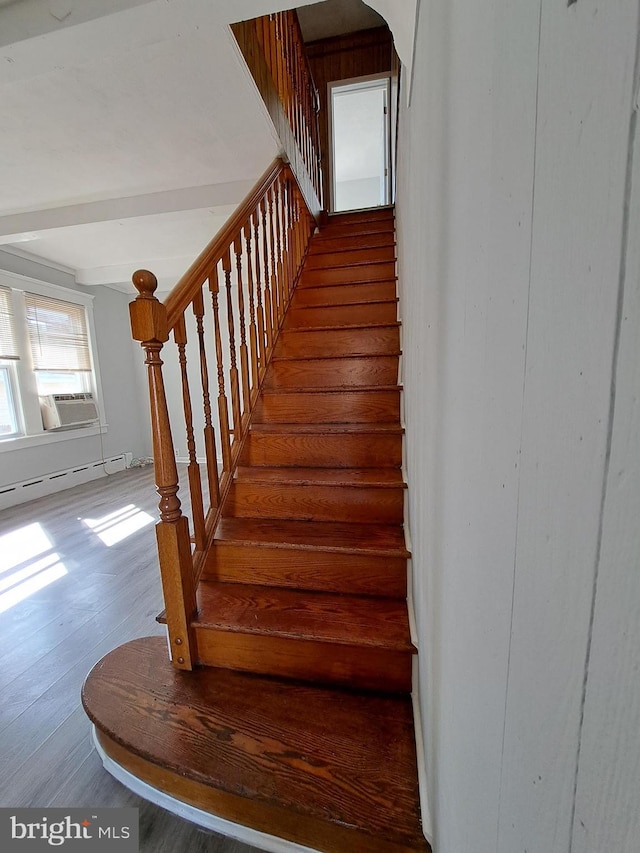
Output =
[{"x1": 0, "y1": 466, "x2": 260, "y2": 853}]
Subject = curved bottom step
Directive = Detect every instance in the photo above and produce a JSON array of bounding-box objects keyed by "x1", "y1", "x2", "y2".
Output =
[
  {"x1": 83, "y1": 637, "x2": 430, "y2": 853},
  {"x1": 92, "y1": 728, "x2": 320, "y2": 853}
]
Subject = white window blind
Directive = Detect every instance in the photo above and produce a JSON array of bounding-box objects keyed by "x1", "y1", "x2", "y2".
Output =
[
  {"x1": 0, "y1": 287, "x2": 19, "y2": 360},
  {"x1": 25, "y1": 293, "x2": 92, "y2": 372}
]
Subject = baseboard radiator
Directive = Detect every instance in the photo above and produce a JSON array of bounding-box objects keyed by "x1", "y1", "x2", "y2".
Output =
[{"x1": 0, "y1": 452, "x2": 131, "y2": 511}]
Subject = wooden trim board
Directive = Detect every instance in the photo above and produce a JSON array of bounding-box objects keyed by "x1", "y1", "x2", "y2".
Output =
[{"x1": 92, "y1": 728, "x2": 324, "y2": 853}]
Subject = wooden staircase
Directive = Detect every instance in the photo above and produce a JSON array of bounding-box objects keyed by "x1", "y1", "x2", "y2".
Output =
[
  {"x1": 193, "y1": 207, "x2": 414, "y2": 695},
  {"x1": 83, "y1": 201, "x2": 429, "y2": 852}
]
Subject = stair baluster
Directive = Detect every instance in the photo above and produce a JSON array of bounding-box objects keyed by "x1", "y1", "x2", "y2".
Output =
[
  {"x1": 252, "y1": 209, "x2": 267, "y2": 375},
  {"x1": 283, "y1": 175, "x2": 294, "y2": 304},
  {"x1": 223, "y1": 248, "x2": 242, "y2": 438},
  {"x1": 234, "y1": 232, "x2": 251, "y2": 421},
  {"x1": 208, "y1": 264, "x2": 232, "y2": 474},
  {"x1": 261, "y1": 197, "x2": 274, "y2": 349},
  {"x1": 192, "y1": 288, "x2": 220, "y2": 509},
  {"x1": 273, "y1": 177, "x2": 285, "y2": 326},
  {"x1": 244, "y1": 219, "x2": 260, "y2": 394},
  {"x1": 174, "y1": 313, "x2": 207, "y2": 548},
  {"x1": 267, "y1": 185, "x2": 279, "y2": 333}
]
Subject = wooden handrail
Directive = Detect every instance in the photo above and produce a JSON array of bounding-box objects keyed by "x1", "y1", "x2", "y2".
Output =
[
  {"x1": 130, "y1": 161, "x2": 315, "y2": 671},
  {"x1": 165, "y1": 158, "x2": 283, "y2": 331}
]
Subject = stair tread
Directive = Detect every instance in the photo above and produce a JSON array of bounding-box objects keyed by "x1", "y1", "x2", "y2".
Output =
[
  {"x1": 234, "y1": 466, "x2": 406, "y2": 487},
  {"x1": 295, "y1": 279, "x2": 397, "y2": 292},
  {"x1": 215, "y1": 517, "x2": 410, "y2": 556},
  {"x1": 83, "y1": 637, "x2": 428, "y2": 852},
  {"x1": 309, "y1": 241, "x2": 395, "y2": 256},
  {"x1": 315, "y1": 231, "x2": 394, "y2": 242},
  {"x1": 280, "y1": 321, "x2": 401, "y2": 334},
  {"x1": 272, "y1": 350, "x2": 402, "y2": 362},
  {"x1": 249, "y1": 422, "x2": 404, "y2": 434},
  {"x1": 309, "y1": 234, "x2": 396, "y2": 254},
  {"x1": 291, "y1": 297, "x2": 398, "y2": 309},
  {"x1": 260, "y1": 384, "x2": 401, "y2": 395},
  {"x1": 194, "y1": 582, "x2": 415, "y2": 652},
  {"x1": 323, "y1": 226, "x2": 394, "y2": 234},
  {"x1": 305, "y1": 258, "x2": 393, "y2": 269},
  {"x1": 314, "y1": 225, "x2": 394, "y2": 239},
  {"x1": 300, "y1": 275, "x2": 397, "y2": 289},
  {"x1": 265, "y1": 353, "x2": 400, "y2": 390},
  {"x1": 304, "y1": 257, "x2": 397, "y2": 270},
  {"x1": 318, "y1": 217, "x2": 394, "y2": 229},
  {"x1": 322, "y1": 214, "x2": 394, "y2": 224},
  {"x1": 292, "y1": 297, "x2": 396, "y2": 310}
]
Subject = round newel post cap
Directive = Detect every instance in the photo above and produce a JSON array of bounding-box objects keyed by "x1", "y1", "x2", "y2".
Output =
[
  {"x1": 132, "y1": 269, "x2": 158, "y2": 299},
  {"x1": 129, "y1": 270, "x2": 168, "y2": 343}
]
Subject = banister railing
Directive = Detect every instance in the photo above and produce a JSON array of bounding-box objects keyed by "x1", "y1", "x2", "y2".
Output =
[
  {"x1": 258, "y1": 11, "x2": 322, "y2": 206},
  {"x1": 130, "y1": 159, "x2": 314, "y2": 670},
  {"x1": 233, "y1": 11, "x2": 323, "y2": 217}
]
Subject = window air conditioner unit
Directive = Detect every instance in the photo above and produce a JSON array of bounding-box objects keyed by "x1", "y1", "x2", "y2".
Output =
[{"x1": 40, "y1": 393, "x2": 99, "y2": 430}]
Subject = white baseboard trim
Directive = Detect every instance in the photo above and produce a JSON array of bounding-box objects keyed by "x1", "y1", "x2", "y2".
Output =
[
  {"x1": 0, "y1": 452, "x2": 130, "y2": 511},
  {"x1": 411, "y1": 659, "x2": 433, "y2": 845},
  {"x1": 92, "y1": 727, "x2": 324, "y2": 853},
  {"x1": 403, "y1": 471, "x2": 433, "y2": 845},
  {"x1": 175, "y1": 455, "x2": 222, "y2": 466}
]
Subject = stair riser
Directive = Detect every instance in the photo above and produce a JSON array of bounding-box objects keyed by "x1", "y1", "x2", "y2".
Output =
[
  {"x1": 254, "y1": 391, "x2": 400, "y2": 424},
  {"x1": 276, "y1": 326, "x2": 400, "y2": 358},
  {"x1": 309, "y1": 232, "x2": 396, "y2": 255},
  {"x1": 266, "y1": 356, "x2": 399, "y2": 389},
  {"x1": 294, "y1": 281, "x2": 397, "y2": 307},
  {"x1": 202, "y1": 545, "x2": 407, "y2": 597},
  {"x1": 301, "y1": 262, "x2": 396, "y2": 287},
  {"x1": 322, "y1": 216, "x2": 395, "y2": 230},
  {"x1": 285, "y1": 301, "x2": 397, "y2": 329},
  {"x1": 241, "y1": 432, "x2": 403, "y2": 468},
  {"x1": 328, "y1": 208, "x2": 394, "y2": 224},
  {"x1": 225, "y1": 483, "x2": 404, "y2": 523},
  {"x1": 194, "y1": 630, "x2": 412, "y2": 693},
  {"x1": 317, "y1": 221, "x2": 394, "y2": 239},
  {"x1": 305, "y1": 246, "x2": 395, "y2": 269}
]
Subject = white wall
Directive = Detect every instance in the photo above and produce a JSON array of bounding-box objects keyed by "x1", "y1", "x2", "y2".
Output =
[
  {"x1": 569, "y1": 93, "x2": 640, "y2": 853},
  {"x1": 0, "y1": 250, "x2": 150, "y2": 487},
  {"x1": 396, "y1": 1, "x2": 640, "y2": 852}
]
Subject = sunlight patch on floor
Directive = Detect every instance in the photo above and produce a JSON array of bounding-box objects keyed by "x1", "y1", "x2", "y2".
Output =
[
  {"x1": 82, "y1": 504, "x2": 154, "y2": 546},
  {"x1": 0, "y1": 522, "x2": 68, "y2": 613}
]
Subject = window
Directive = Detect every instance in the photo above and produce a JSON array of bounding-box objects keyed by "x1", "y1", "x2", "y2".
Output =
[
  {"x1": 0, "y1": 365, "x2": 20, "y2": 437},
  {"x1": 0, "y1": 274, "x2": 101, "y2": 443},
  {"x1": 0, "y1": 287, "x2": 21, "y2": 438},
  {"x1": 25, "y1": 293, "x2": 93, "y2": 397}
]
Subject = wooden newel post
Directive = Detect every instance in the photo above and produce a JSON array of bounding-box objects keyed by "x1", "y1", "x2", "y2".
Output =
[{"x1": 130, "y1": 270, "x2": 197, "y2": 671}]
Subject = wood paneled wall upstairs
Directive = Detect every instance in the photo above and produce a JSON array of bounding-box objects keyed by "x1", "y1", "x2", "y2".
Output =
[{"x1": 306, "y1": 27, "x2": 394, "y2": 210}]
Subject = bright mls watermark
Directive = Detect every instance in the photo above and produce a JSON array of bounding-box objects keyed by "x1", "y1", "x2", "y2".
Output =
[{"x1": 0, "y1": 809, "x2": 138, "y2": 851}]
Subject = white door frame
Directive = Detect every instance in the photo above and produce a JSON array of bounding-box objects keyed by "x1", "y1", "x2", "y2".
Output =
[{"x1": 327, "y1": 73, "x2": 392, "y2": 213}]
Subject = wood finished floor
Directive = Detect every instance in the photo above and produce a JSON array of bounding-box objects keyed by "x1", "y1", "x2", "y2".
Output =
[{"x1": 0, "y1": 466, "x2": 260, "y2": 853}]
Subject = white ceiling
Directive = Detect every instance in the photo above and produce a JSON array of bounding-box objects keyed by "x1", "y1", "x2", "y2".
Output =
[
  {"x1": 0, "y1": 0, "x2": 413, "y2": 293},
  {"x1": 0, "y1": 0, "x2": 289, "y2": 291},
  {"x1": 297, "y1": 0, "x2": 384, "y2": 42}
]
